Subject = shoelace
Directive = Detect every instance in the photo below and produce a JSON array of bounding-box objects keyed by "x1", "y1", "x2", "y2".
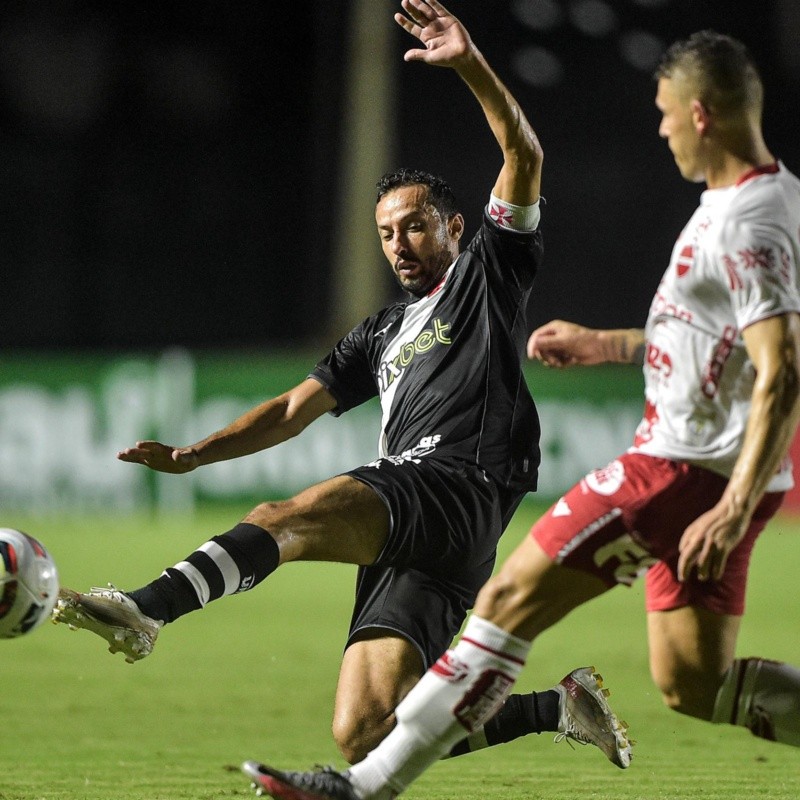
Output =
[
  {"x1": 554, "y1": 719, "x2": 634, "y2": 759},
  {"x1": 88, "y1": 583, "x2": 125, "y2": 598},
  {"x1": 553, "y1": 724, "x2": 592, "y2": 750}
]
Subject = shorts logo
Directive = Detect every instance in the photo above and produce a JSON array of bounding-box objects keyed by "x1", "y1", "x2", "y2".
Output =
[
  {"x1": 584, "y1": 460, "x2": 626, "y2": 496},
  {"x1": 367, "y1": 434, "x2": 441, "y2": 468},
  {"x1": 552, "y1": 497, "x2": 571, "y2": 517},
  {"x1": 593, "y1": 532, "x2": 657, "y2": 585}
]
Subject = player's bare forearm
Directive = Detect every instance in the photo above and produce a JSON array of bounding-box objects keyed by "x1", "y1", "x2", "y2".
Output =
[
  {"x1": 395, "y1": 0, "x2": 541, "y2": 205},
  {"x1": 612, "y1": 328, "x2": 646, "y2": 365},
  {"x1": 678, "y1": 314, "x2": 800, "y2": 582},
  {"x1": 723, "y1": 314, "x2": 800, "y2": 512},
  {"x1": 528, "y1": 321, "x2": 644, "y2": 367},
  {"x1": 116, "y1": 403, "x2": 295, "y2": 474},
  {"x1": 189, "y1": 399, "x2": 302, "y2": 466},
  {"x1": 189, "y1": 379, "x2": 336, "y2": 467},
  {"x1": 456, "y1": 48, "x2": 542, "y2": 206},
  {"x1": 117, "y1": 379, "x2": 336, "y2": 472}
]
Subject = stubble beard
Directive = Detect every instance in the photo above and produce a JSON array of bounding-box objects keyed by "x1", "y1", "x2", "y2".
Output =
[{"x1": 394, "y1": 253, "x2": 451, "y2": 299}]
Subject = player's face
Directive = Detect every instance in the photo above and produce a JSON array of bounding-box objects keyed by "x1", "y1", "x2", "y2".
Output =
[
  {"x1": 656, "y1": 76, "x2": 705, "y2": 183},
  {"x1": 376, "y1": 184, "x2": 462, "y2": 297}
]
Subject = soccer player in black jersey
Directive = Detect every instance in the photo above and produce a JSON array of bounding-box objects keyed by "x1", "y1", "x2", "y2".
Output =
[
  {"x1": 53, "y1": 0, "x2": 629, "y2": 772},
  {"x1": 241, "y1": 16, "x2": 800, "y2": 800}
]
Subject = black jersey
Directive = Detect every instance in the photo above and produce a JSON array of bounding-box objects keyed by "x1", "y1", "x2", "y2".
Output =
[{"x1": 311, "y1": 209, "x2": 543, "y2": 492}]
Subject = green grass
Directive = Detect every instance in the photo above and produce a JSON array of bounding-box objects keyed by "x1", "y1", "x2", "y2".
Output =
[{"x1": 2, "y1": 503, "x2": 799, "y2": 800}]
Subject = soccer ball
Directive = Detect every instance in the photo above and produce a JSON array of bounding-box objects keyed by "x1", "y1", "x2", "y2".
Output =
[{"x1": 0, "y1": 528, "x2": 59, "y2": 638}]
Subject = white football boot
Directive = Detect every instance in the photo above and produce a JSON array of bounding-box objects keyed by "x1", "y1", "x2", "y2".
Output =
[
  {"x1": 554, "y1": 666, "x2": 633, "y2": 768},
  {"x1": 52, "y1": 584, "x2": 162, "y2": 663}
]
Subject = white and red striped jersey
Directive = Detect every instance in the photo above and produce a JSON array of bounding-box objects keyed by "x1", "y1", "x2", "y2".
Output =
[{"x1": 631, "y1": 162, "x2": 800, "y2": 489}]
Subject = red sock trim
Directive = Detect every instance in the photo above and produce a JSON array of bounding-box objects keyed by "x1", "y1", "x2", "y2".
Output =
[{"x1": 461, "y1": 636, "x2": 526, "y2": 666}]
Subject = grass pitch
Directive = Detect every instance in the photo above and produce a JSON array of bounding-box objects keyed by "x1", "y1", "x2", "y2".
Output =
[{"x1": 2, "y1": 502, "x2": 799, "y2": 800}]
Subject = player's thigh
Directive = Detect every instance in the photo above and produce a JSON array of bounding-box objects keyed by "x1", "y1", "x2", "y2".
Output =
[
  {"x1": 245, "y1": 474, "x2": 390, "y2": 565},
  {"x1": 333, "y1": 630, "x2": 424, "y2": 756},
  {"x1": 476, "y1": 535, "x2": 609, "y2": 641},
  {"x1": 644, "y1": 489, "x2": 784, "y2": 616},
  {"x1": 647, "y1": 605, "x2": 741, "y2": 718}
]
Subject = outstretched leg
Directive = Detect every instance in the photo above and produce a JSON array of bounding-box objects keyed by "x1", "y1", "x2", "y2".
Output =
[{"x1": 53, "y1": 475, "x2": 389, "y2": 660}]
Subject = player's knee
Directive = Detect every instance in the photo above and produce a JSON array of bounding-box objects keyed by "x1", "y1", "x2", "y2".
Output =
[
  {"x1": 245, "y1": 498, "x2": 309, "y2": 553},
  {"x1": 651, "y1": 669, "x2": 717, "y2": 721},
  {"x1": 333, "y1": 733, "x2": 370, "y2": 766},
  {"x1": 475, "y1": 568, "x2": 529, "y2": 620},
  {"x1": 475, "y1": 567, "x2": 534, "y2": 626},
  {"x1": 247, "y1": 498, "x2": 296, "y2": 526},
  {"x1": 332, "y1": 712, "x2": 393, "y2": 765}
]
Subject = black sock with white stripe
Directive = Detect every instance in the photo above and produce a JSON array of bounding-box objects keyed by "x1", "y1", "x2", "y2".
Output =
[{"x1": 128, "y1": 523, "x2": 280, "y2": 623}]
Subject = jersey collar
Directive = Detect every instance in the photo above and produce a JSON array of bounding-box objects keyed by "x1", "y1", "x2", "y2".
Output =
[
  {"x1": 426, "y1": 262, "x2": 455, "y2": 299},
  {"x1": 736, "y1": 161, "x2": 780, "y2": 186}
]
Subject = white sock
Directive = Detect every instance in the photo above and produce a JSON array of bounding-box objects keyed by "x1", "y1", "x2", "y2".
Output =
[
  {"x1": 347, "y1": 616, "x2": 529, "y2": 799},
  {"x1": 712, "y1": 657, "x2": 800, "y2": 746}
]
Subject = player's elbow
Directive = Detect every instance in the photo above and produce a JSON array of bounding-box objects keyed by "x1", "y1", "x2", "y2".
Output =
[
  {"x1": 774, "y1": 314, "x2": 800, "y2": 416},
  {"x1": 762, "y1": 348, "x2": 800, "y2": 424},
  {"x1": 280, "y1": 414, "x2": 310, "y2": 440},
  {"x1": 505, "y1": 137, "x2": 543, "y2": 180},
  {"x1": 779, "y1": 357, "x2": 800, "y2": 417},
  {"x1": 278, "y1": 399, "x2": 318, "y2": 441}
]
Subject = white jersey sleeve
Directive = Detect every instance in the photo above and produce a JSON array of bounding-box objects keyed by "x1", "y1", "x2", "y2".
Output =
[{"x1": 721, "y1": 196, "x2": 800, "y2": 330}]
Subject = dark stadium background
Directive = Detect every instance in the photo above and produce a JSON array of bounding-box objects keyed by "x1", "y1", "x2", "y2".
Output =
[{"x1": 2, "y1": 0, "x2": 798, "y2": 351}]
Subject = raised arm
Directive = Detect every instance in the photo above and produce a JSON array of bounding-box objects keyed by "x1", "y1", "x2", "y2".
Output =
[
  {"x1": 395, "y1": 0, "x2": 542, "y2": 206},
  {"x1": 117, "y1": 378, "x2": 337, "y2": 474},
  {"x1": 678, "y1": 312, "x2": 800, "y2": 581}
]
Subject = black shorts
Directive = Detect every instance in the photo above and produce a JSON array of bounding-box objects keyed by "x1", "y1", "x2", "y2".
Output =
[{"x1": 344, "y1": 456, "x2": 525, "y2": 668}]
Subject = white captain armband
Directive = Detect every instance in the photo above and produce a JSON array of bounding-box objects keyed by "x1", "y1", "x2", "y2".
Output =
[{"x1": 487, "y1": 194, "x2": 541, "y2": 231}]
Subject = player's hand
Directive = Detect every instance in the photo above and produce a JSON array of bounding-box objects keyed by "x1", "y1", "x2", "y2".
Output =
[
  {"x1": 395, "y1": 0, "x2": 472, "y2": 67},
  {"x1": 677, "y1": 501, "x2": 750, "y2": 582},
  {"x1": 527, "y1": 319, "x2": 605, "y2": 367},
  {"x1": 117, "y1": 440, "x2": 199, "y2": 474}
]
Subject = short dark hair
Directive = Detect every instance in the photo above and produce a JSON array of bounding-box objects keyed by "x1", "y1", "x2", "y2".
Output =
[
  {"x1": 375, "y1": 168, "x2": 459, "y2": 218},
  {"x1": 655, "y1": 30, "x2": 763, "y2": 115}
]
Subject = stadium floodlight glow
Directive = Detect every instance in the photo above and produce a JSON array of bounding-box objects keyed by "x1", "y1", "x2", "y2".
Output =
[
  {"x1": 569, "y1": 0, "x2": 619, "y2": 38},
  {"x1": 512, "y1": 46, "x2": 565, "y2": 89},
  {"x1": 511, "y1": 0, "x2": 564, "y2": 32}
]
